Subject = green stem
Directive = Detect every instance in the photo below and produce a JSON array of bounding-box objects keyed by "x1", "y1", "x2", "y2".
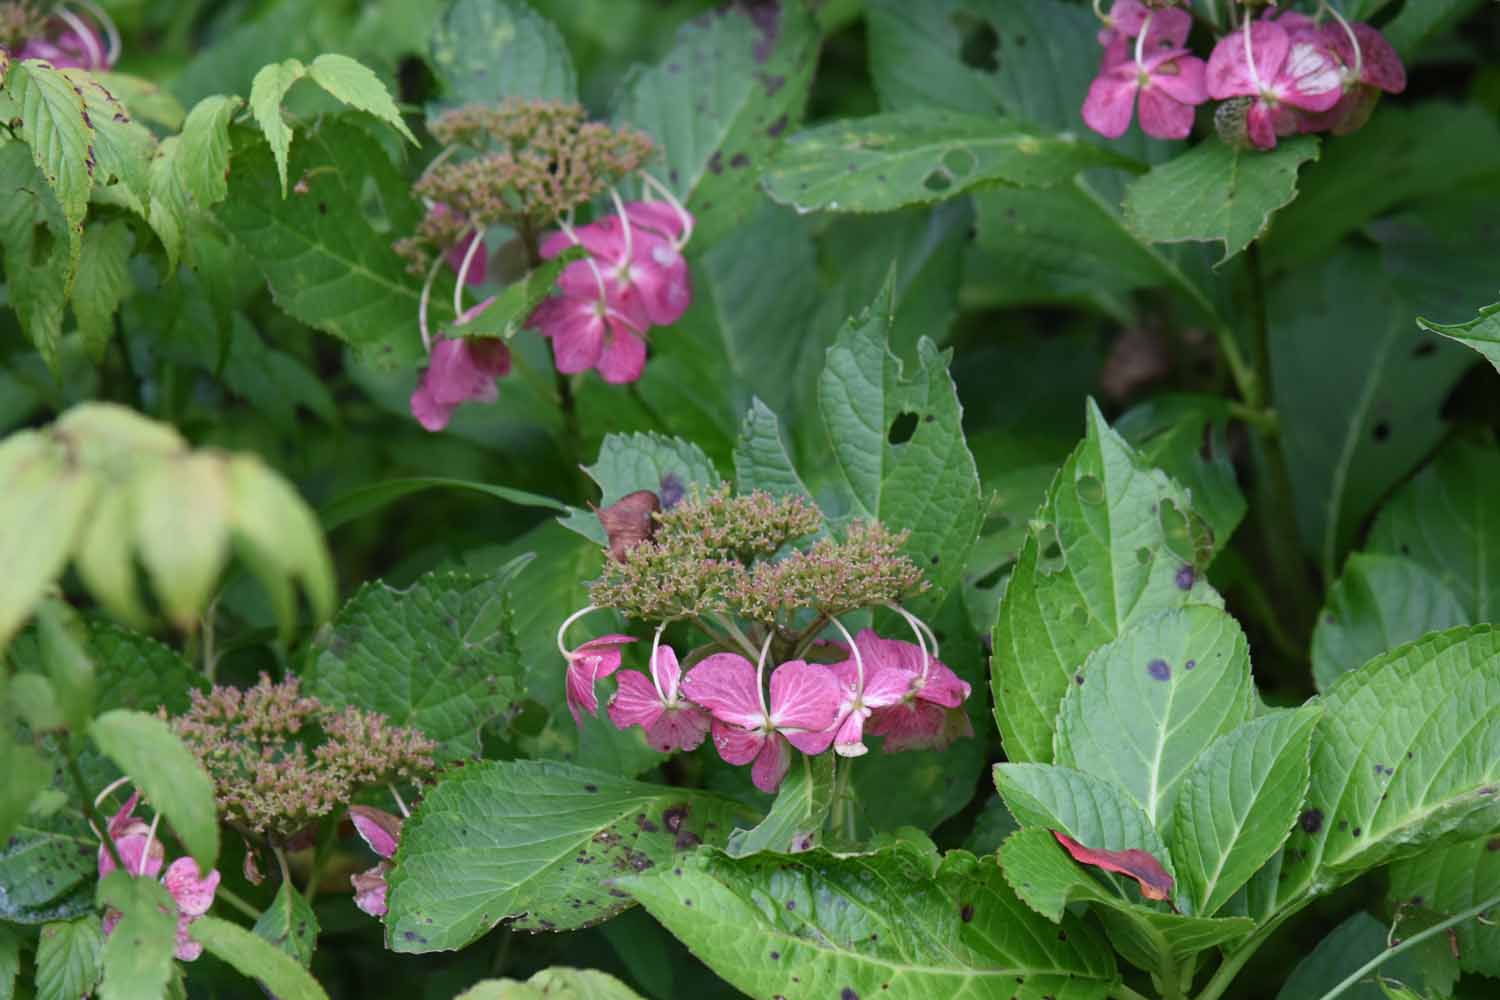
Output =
[
  {"x1": 272, "y1": 845, "x2": 293, "y2": 888},
  {"x1": 70, "y1": 758, "x2": 125, "y2": 872},
  {"x1": 709, "y1": 614, "x2": 761, "y2": 660},
  {"x1": 215, "y1": 885, "x2": 263, "y2": 921},
  {"x1": 302, "y1": 817, "x2": 340, "y2": 906},
  {"x1": 1315, "y1": 894, "x2": 1500, "y2": 1000}
]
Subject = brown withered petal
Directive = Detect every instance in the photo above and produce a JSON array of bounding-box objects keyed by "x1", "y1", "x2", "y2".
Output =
[
  {"x1": 596, "y1": 490, "x2": 660, "y2": 562},
  {"x1": 241, "y1": 843, "x2": 265, "y2": 886},
  {"x1": 1052, "y1": 830, "x2": 1175, "y2": 902}
]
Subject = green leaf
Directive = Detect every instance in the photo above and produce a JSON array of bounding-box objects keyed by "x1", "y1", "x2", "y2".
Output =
[
  {"x1": 1276, "y1": 911, "x2": 1427, "y2": 1000},
  {"x1": 88, "y1": 622, "x2": 206, "y2": 716},
  {"x1": 305, "y1": 54, "x2": 416, "y2": 145},
  {"x1": 1271, "y1": 626, "x2": 1500, "y2": 914},
  {"x1": 96, "y1": 872, "x2": 175, "y2": 1000},
  {"x1": 1115, "y1": 395, "x2": 1247, "y2": 551},
  {"x1": 9, "y1": 60, "x2": 94, "y2": 281},
  {"x1": 725, "y1": 752, "x2": 835, "y2": 857},
  {"x1": 384, "y1": 760, "x2": 755, "y2": 952},
  {"x1": 190, "y1": 915, "x2": 330, "y2": 1000},
  {"x1": 70, "y1": 220, "x2": 133, "y2": 360},
  {"x1": 1419, "y1": 301, "x2": 1500, "y2": 375},
  {"x1": 0, "y1": 742, "x2": 51, "y2": 861},
  {"x1": 622, "y1": 844, "x2": 1120, "y2": 999},
  {"x1": 218, "y1": 118, "x2": 432, "y2": 367},
  {"x1": 1055, "y1": 607, "x2": 1256, "y2": 831},
  {"x1": 1169, "y1": 708, "x2": 1321, "y2": 918},
  {"x1": 430, "y1": 0, "x2": 577, "y2": 105},
  {"x1": 70, "y1": 73, "x2": 153, "y2": 220},
  {"x1": 322, "y1": 477, "x2": 568, "y2": 531},
  {"x1": 89, "y1": 709, "x2": 218, "y2": 872},
  {"x1": 449, "y1": 253, "x2": 578, "y2": 342},
  {"x1": 817, "y1": 280, "x2": 983, "y2": 615},
  {"x1": 764, "y1": 110, "x2": 1134, "y2": 214},
  {"x1": 132, "y1": 453, "x2": 231, "y2": 629},
  {"x1": 1388, "y1": 835, "x2": 1500, "y2": 980},
  {"x1": 1123, "y1": 136, "x2": 1319, "y2": 265},
  {"x1": 613, "y1": 2, "x2": 818, "y2": 249},
  {"x1": 175, "y1": 95, "x2": 244, "y2": 208},
  {"x1": 559, "y1": 432, "x2": 722, "y2": 546},
  {"x1": 965, "y1": 795, "x2": 1021, "y2": 856},
  {"x1": 36, "y1": 602, "x2": 94, "y2": 736},
  {"x1": 0, "y1": 143, "x2": 72, "y2": 366},
  {"x1": 146, "y1": 135, "x2": 191, "y2": 270},
  {"x1": 732, "y1": 398, "x2": 815, "y2": 503},
  {"x1": 455, "y1": 968, "x2": 644, "y2": 1000},
  {"x1": 225, "y1": 454, "x2": 337, "y2": 634},
  {"x1": 1312, "y1": 554, "x2": 1470, "y2": 693},
  {"x1": 0, "y1": 925, "x2": 14, "y2": 1000},
  {"x1": 1367, "y1": 440, "x2": 1500, "y2": 623},
  {"x1": 1270, "y1": 249, "x2": 1472, "y2": 581},
  {"x1": 248, "y1": 58, "x2": 308, "y2": 196},
  {"x1": 1382, "y1": 0, "x2": 1486, "y2": 55},
  {"x1": 253, "y1": 880, "x2": 319, "y2": 968},
  {"x1": 991, "y1": 400, "x2": 1224, "y2": 764},
  {"x1": 309, "y1": 568, "x2": 523, "y2": 759},
  {"x1": 36, "y1": 917, "x2": 103, "y2": 1000}
]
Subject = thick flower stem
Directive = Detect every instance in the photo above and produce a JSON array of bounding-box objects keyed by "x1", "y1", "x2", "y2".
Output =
[{"x1": 215, "y1": 885, "x2": 263, "y2": 921}]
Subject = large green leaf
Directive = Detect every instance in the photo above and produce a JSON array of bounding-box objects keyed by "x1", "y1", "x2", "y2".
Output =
[
  {"x1": 430, "y1": 0, "x2": 577, "y2": 105},
  {"x1": 1123, "y1": 137, "x2": 1319, "y2": 265},
  {"x1": 1115, "y1": 394, "x2": 1247, "y2": 550},
  {"x1": 1275, "y1": 911, "x2": 1428, "y2": 1000},
  {"x1": 88, "y1": 624, "x2": 205, "y2": 716},
  {"x1": 190, "y1": 915, "x2": 329, "y2": 1000},
  {"x1": 309, "y1": 568, "x2": 524, "y2": 759},
  {"x1": 304, "y1": 54, "x2": 416, "y2": 146},
  {"x1": 247, "y1": 59, "x2": 307, "y2": 196},
  {"x1": 991, "y1": 401, "x2": 1223, "y2": 764},
  {"x1": 1417, "y1": 301, "x2": 1500, "y2": 374},
  {"x1": 253, "y1": 880, "x2": 320, "y2": 968},
  {"x1": 558, "y1": 431, "x2": 722, "y2": 546},
  {"x1": 385, "y1": 760, "x2": 754, "y2": 952},
  {"x1": 1168, "y1": 708, "x2": 1320, "y2": 918},
  {"x1": 35, "y1": 916, "x2": 103, "y2": 1000},
  {"x1": 0, "y1": 431, "x2": 95, "y2": 649},
  {"x1": 1055, "y1": 607, "x2": 1256, "y2": 831},
  {"x1": 456, "y1": 968, "x2": 644, "y2": 1000},
  {"x1": 817, "y1": 281, "x2": 982, "y2": 615},
  {"x1": 1388, "y1": 835, "x2": 1500, "y2": 980},
  {"x1": 70, "y1": 73, "x2": 152, "y2": 221},
  {"x1": 612, "y1": 1, "x2": 818, "y2": 249},
  {"x1": 175, "y1": 94, "x2": 243, "y2": 208},
  {"x1": 95, "y1": 872, "x2": 175, "y2": 1000},
  {"x1": 89, "y1": 710, "x2": 218, "y2": 872},
  {"x1": 732, "y1": 399, "x2": 815, "y2": 504},
  {"x1": 1270, "y1": 626, "x2": 1500, "y2": 913},
  {"x1": 0, "y1": 143, "x2": 72, "y2": 365},
  {"x1": 725, "y1": 752, "x2": 834, "y2": 857},
  {"x1": 763, "y1": 110, "x2": 1133, "y2": 214},
  {"x1": 1312, "y1": 554, "x2": 1469, "y2": 693},
  {"x1": 622, "y1": 844, "x2": 1120, "y2": 1000},
  {"x1": 1367, "y1": 439, "x2": 1500, "y2": 623},
  {"x1": 8, "y1": 60, "x2": 94, "y2": 280},
  {"x1": 0, "y1": 741, "x2": 51, "y2": 849},
  {"x1": 218, "y1": 118, "x2": 433, "y2": 368}
]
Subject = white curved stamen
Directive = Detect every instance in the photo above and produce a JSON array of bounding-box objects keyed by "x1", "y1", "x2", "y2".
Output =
[
  {"x1": 556, "y1": 604, "x2": 599, "y2": 659},
  {"x1": 649, "y1": 621, "x2": 668, "y2": 702},
  {"x1": 639, "y1": 172, "x2": 694, "y2": 249},
  {"x1": 754, "y1": 631, "x2": 774, "y2": 724},
  {"x1": 887, "y1": 603, "x2": 931, "y2": 683},
  {"x1": 389, "y1": 783, "x2": 410, "y2": 819},
  {"x1": 452, "y1": 222, "x2": 483, "y2": 316},
  {"x1": 137, "y1": 812, "x2": 161, "y2": 876},
  {"x1": 1243, "y1": 17, "x2": 1265, "y2": 95},
  {"x1": 417, "y1": 254, "x2": 444, "y2": 352},
  {"x1": 609, "y1": 187, "x2": 634, "y2": 263},
  {"x1": 71, "y1": 0, "x2": 119, "y2": 65},
  {"x1": 1322, "y1": 0, "x2": 1363, "y2": 83},
  {"x1": 417, "y1": 145, "x2": 457, "y2": 185},
  {"x1": 1092, "y1": 0, "x2": 1108, "y2": 24},
  {"x1": 826, "y1": 616, "x2": 864, "y2": 693},
  {"x1": 93, "y1": 775, "x2": 132, "y2": 810},
  {"x1": 54, "y1": 7, "x2": 103, "y2": 68},
  {"x1": 1134, "y1": 12, "x2": 1152, "y2": 71},
  {"x1": 557, "y1": 216, "x2": 611, "y2": 304}
]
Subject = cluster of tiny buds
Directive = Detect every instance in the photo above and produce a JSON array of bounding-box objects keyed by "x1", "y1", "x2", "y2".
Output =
[{"x1": 169, "y1": 674, "x2": 436, "y2": 844}]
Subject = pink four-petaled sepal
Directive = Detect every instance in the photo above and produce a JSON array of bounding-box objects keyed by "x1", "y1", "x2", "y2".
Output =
[
  {"x1": 607, "y1": 645, "x2": 712, "y2": 753},
  {"x1": 1206, "y1": 20, "x2": 1344, "y2": 148},
  {"x1": 1083, "y1": 46, "x2": 1208, "y2": 140},
  {"x1": 564, "y1": 634, "x2": 637, "y2": 725},
  {"x1": 409, "y1": 335, "x2": 512, "y2": 432}
]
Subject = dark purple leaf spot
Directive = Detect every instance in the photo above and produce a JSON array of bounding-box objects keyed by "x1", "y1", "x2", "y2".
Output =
[
  {"x1": 659, "y1": 473, "x2": 685, "y2": 509},
  {"x1": 708, "y1": 151, "x2": 724, "y2": 175},
  {"x1": 1299, "y1": 808, "x2": 1323, "y2": 834},
  {"x1": 767, "y1": 113, "x2": 789, "y2": 137},
  {"x1": 841, "y1": 990, "x2": 859, "y2": 1000},
  {"x1": 1147, "y1": 659, "x2": 1171, "y2": 681},
  {"x1": 1175, "y1": 565, "x2": 1196, "y2": 590},
  {"x1": 960, "y1": 902, "x2": 974, "y2": 922},
  {"x1": 1073, "y1": 673, "x2": 1084, "y2": 686},
  {"x1": 729, "y1": 152, "x2": 750, "y2": 169},
  {"x1": 1352, "y1": 827, "x2": 1362, "y2": 836},
  {"x1": 785, "y1": 899, "x2": 796, "y2": 910}
]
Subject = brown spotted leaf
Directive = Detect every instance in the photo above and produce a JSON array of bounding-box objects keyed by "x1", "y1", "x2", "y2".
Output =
[{"x1": 1052, "y1": 831, "x2": 1174, "y2": 902}]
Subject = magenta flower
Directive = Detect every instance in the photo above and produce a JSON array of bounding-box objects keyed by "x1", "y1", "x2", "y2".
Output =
[
  {"x1": 680, "y1": 653, "x2": 841, "y2": 793},
  {"x1": 564, "y1": 633, "x2": 637, "y2": 724},
  {"x1": 840, "y1": 632, "x2": 974, "y2": 754},
  {"x1": 1294, "y1": 18, "x2": 1406, "y2": 135},
  {"x1": 528, "y1": 280, "x2": 648, "y2": 384},
  {"x1": 1096, "y1": 0, "x2": 1192, "y2": 50},
  {"x1": 608, "y1": 644, "x2": 711, "y2": 753},
  {"x1": 97, "y1": 795, "x2": 219, "y2": 961},
  {"x1": 1206, "y1": 19, "x2": 1344, "y2": 149},
  {"x1": 827, "y1": 637, "x2": 912, "y2": 757},
  {"x1": 1084, "y1": 8, "x2": 1207, "y2": 141},
  {"x1": 348, "y1": 805, "x2": 402, "y2": 918},
  {"x1": 17, "y1": 3, "x2": 118, "y2": 71},
  {"x1": 408, "y1": 334, "x2": 511, "y2": 432},
  {"x1": 96, "y1": 793, "x2": 163, "y2": 880}
]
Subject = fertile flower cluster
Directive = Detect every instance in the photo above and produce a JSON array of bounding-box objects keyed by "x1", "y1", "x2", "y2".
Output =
[
  {"x1": 1083, "y1": 0, "x2": 1405, "y2": 148},
  {"x1": 93, "y1": 785, "x2": 220, "y2": 961},
  {"x1": 393, "y1": 99, "x2": 695, "y2": 429},
  {"x1": 170, "y1": 674, "x2": 436, "y2": 843},
  {"x1": 561, "y1": 486, "x2": 968, "y2": 794},
  {"x1": 0, "y1": 0, "x2": 118, "y2": 70}
]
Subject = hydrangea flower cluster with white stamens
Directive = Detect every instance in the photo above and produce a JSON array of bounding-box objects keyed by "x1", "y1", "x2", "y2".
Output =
[
  {"x1": 0, "y1": 0, "x2": 120, "y2": 70},
  {"x1": 557, "y1": 486, "x2": 972, "y2": 794}
]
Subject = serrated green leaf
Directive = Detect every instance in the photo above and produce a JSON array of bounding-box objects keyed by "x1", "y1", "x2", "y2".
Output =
[
  {"x1": 67, "y1": 73, "x2": 152, "y2": 220},
  {"x1": 248, "y1": 58, "x2": 307, "y2": 197},
  {"x1": 1313, "y1": 554, "x2": 1470, "y2": 693},
  {"x1": 1056, "y1": 606, "x2": 1256, "y2": 831},
  {"x1": 1368, "y1": 439, "x2": 1500, "y2": 624},
  {"x1": 991, "y1": 401, "x2": 1224, "y2": 764},
  {"x1": 0, "y1": 741, "x2": 51, "y2": 848},
  {"x1": 1169, "y1": 708, "x2": 1320, "y2": 918},
  {"x1": 89, "y1": 710, "x2": 218, "y2": 872},
  {"x1": 731, "y1": 398, "x2": 815, "y2": 503},
  {"x1": 455, "y1": 968, "x2": 644, "y2": 1000},
  {"x1": 1271, "y1": 626, "x2": 1500, "y2": 916},
  {"x1": 70, "y1": 219, "x2": 132, "y2": 361},
  {"x1": 88, "y1": 622, "x2": 206, "y2": 715},
  {"x1": 309, "y1": 568, "x2": 523, "y2": 759},
  {"x1": 190, "y1": 915, "x2": 329, "y2": 1000},
  {"x1": 92, "y1": 71, "x2": 183, "y2": 130},
  {"x1": 1123, "y1": 136, "x2": 1319, "y2": 264},
  {"x1": 218, "y1": 119, "x2": 431, "y2": 367},
  {"x1": 10, "y1": 60, "x2": 94, "y2": 282},
  {"x1": 96, "y1": 872, "x2": 175, "y2": 1000},
  {"x1": 622, "y1": 844, "x2": 1120, "y2": 1000},
  {"x1": 559, "y1": 432, "x2": 721, "y2": 546},
  {"x1": 613, "y1": 3, "x2": 818, "y2": 249},
  {"x1": 725, "y1": 752, "x2": 834, "y2": 857},
  {"x1": 764, "y1": 109, "x2": 1135, "y2": 214},
  {"x1": 253, "y1": 880, "x2": 319, "y2": 968},
  {"x1": 1388, "y1": 835, "x2": 1500, "y2": 981},
  {"x1": 1115, "y1": 394, "x2": 1247, "y2": 548},
  {"x1": 0, "y1": 142, "x2": 72, "y2": 366},
  {"x1": 1417, "y1": 301, "x2": 1500, "y2": 373},
  {"x1": 306, "y1": 54, "x2": 415, "y2": 145},
  {"x1": 146, "y1": 134, "x2": 191, "y2": 269},
  {"x1": 36, "y1": 916, "x2": 103, "y2": 1000},
  {"x1": 430, "y1": 0, "x2": 576, "y2": 105},
  {"x1": 176, "y1": 94, "x2": 243, "y2": 208},
  {"x1": 817, "y1": 280, "x2": 982, "y2": 616},
  {"x1": 385, "y1": 760, "x2": 755, "y2": 952}
]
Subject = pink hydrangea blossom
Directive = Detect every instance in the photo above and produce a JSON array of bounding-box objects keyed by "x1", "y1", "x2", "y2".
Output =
[
  {"x1": 1097, "y1": 0, "x2": 1192, "y2": 51},
  {"x1": 564, "y1": 634, "x2": 637, "y2": 724},
  {"x1": 608, "y1": 644, "x2": 712, "y2": 753},
  {"x1": 1291, "y1": 17, "x2": 1406, "y2": 135},
  {"x1": 1084, "y1": 41, "x2": 1209, "y2": 140},
  {"x1": 408, "y1": 334, "x2": 511, "y2": 432},
  {"x1": 680, "y1": 653, "x2": 841, "y2": 793},
  {"x1": 528, "y1": 282, "x2": 648, "y2": 383},
  {"x1": 348, "y1": 805, "x2": 402, "y2": 918},
  {"x1": 1206, "y1": 19, "x2": 1345, "y2": 149},
  {"x1": 97, "y1": 794, "x2": 220, "y2": 961},
  {"x1": 18, "y1": 4, "x2": 118, "y2": 70},
  {"x1": 844, "y1": 632, "x2": 974, "y2": 753},
  {"x1": 826, "y1": 637, "x2": 912, "y2": 757}
]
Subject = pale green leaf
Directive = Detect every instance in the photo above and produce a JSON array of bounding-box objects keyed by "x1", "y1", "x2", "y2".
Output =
[
  {"x1": 1313, "y1": 554, "x2": 1469, "y2": 693},
  {"x1": 385, "y1": 760, "x2": 754, "y2": 951},
  {"x1": 1418, "y1": 300, "x2": 1500, "y2": 374},
  {"x1": 92, "y1": 71, "x2": 184, "y2": 130},
  {"x1": 725, "y1": 752, "x2": 834, "y2": 857},
  {"x1": 253, "y1": 880, "x2": 319, "y2": 968},
  {"x1": 175, "y1": 94, "x2": 243, "y2": 207},
  {"x1": 71, "y1": 219, "x2": 133, "y2": 360},
  {"x1": 248, "y1": 58, "x2": 307, "y2": 197},
  {"x1": 622, "y1": 844, "x2": 1120, "y2": 999},
  {"x1": 1388, "y1": 835, "x2": 1500, "y2": 980},
  {"x1": 0, "y1": 433, "x2": 96, "y2": 648},
  {"x1": 67, "y1": 72, "x2": 153, "y2": 219},
  {"x1": 96, "y1": 872, "x2": 175, "y2": 1000},
  {"x1": 309, "y1": 568, "x2": 523, "y2": 759},
  {"x1": 36, "y1": 916, "x2": 103, "y2": 1000},
  {"x1": 1123, "y1": 136, "x2": 1319, "y2": 264},
  {"x1": 226, "y1": 454, "x2": 337, "y2": 634},
  {"x1": 190, "y1": 915, "x2": 330, "y2": 1000},
  {"x1": 430, "y1": 0, "x2": 576, "y2": 105},
  {"x1": 1056, "y1": 606, "x2": 1257, "y2": 830},
  {"x1": 306, "y1": 54, "x2": 415, "y2": 144},
  {"x1": 146, "y1": 135, "x2": 191, "y2": 270},
  {"x1": 991, "y1": 401, "x2": 1223, "y2": 764},
  {"x1": 732, "y1": 398, "x2": 815, "y2": 504},
  {"x1": 89, "y1": 710, "x2": 218, "y2": 871},
  {"x1": 10, "y1": 60, "x2": 94, "y2": 280},
  {"x1": 131, "y1": 453, "x2": 231, "y2": 629},
  {"x1": 1169, "y1": 708, "x2": 1321, "y2": 918},
  {"x1": 0, "y1": 741, "x2": 51, "y2": 848},
  {"x1": 455, "y1": 968, "x2": 644, "y2": 1000},
  {"x1": 1115, "y1": 394, "x2": 1247, "y2": 550},
  {"x1": 764, "y1": 110, "x2": 1135, "y2": 214}
]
